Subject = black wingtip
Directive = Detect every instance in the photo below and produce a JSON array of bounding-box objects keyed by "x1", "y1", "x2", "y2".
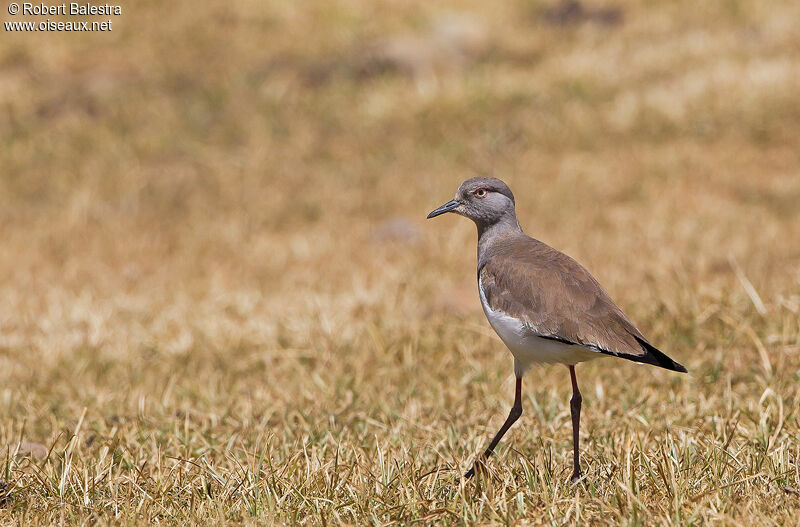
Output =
[{"x1": 633, "y1": 336, "x2": 688, "y2": 373}]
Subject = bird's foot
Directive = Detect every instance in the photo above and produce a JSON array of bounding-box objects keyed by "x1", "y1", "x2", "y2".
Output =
[
  {"x1": 463, "y1": 458, "x2": 488, "y2": 480},
  {"x1": 570, "y1": 469, "x2": 583, "y2": 483}
]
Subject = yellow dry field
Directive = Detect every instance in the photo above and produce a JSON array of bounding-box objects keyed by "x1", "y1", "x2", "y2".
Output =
[{"x1": 1, "y1": 0, "x2": 799, "y2": 525}]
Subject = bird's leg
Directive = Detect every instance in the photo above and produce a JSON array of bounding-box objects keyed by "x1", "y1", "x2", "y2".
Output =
[
  {"x1": 464, "y1": 376, "x2": 522, "y2": 479},
  {"x1": 569, "y1": 365, "x2": 582, "y2": 482}
]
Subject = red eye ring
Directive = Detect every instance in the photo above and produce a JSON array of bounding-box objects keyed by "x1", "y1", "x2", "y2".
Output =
[{"x1": 473, "y1": 188, "x2": 488, "y2": 198}]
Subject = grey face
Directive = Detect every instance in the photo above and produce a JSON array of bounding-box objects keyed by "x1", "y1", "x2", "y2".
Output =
[{"x1": 427, "y1": 177, "x2": 516, "y2": 226}]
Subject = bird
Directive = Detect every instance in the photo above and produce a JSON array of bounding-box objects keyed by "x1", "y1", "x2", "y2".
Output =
[{"x1": 426, "y1": 177, "x2": 687, "y2": 482}]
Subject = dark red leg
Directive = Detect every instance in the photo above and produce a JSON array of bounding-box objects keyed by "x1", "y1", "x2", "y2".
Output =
[
  {"x1": 464, "y1": 377, "x2": 523, "y2": 479},
  {"x1": 569, "y1": 365, "x2": 583, "y2": 482}
]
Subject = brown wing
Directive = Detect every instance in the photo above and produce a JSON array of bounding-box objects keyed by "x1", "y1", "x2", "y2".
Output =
[{"x1": 479, "y1": 234, "x2": 687, "y2": 372}]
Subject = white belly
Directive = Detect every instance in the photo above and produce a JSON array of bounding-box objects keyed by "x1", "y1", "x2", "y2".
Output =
[{"x1": 478, "y1": 278, "x2": 600, "y2": 376}]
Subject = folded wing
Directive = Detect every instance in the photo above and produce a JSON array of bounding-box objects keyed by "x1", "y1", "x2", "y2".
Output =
[{"x1": 479, "y1": 235, "x2": 687, "y2": 372}]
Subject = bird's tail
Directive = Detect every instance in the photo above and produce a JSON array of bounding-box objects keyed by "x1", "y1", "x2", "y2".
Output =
[{"x1": 630, "y1": 335, "x2": 688, "y2": 373}]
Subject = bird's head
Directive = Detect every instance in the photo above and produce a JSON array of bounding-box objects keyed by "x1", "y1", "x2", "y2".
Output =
[{"x1": 427, "y1": 177, "x2": 517, "y2": 227}]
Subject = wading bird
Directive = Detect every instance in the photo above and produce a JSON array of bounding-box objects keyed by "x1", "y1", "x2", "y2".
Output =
[{"x1": 427, "y1": 177, "x2": 687, "y2": 481}]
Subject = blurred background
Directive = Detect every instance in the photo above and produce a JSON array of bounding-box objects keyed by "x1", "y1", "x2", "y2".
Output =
[{"x1": 1, "y1": 0, "x2": 799, "y2": 523}]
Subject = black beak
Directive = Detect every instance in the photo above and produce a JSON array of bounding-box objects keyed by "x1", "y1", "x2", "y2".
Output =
[{"x1": 426, "y1": 200, "x2": 460, "y2": 219}]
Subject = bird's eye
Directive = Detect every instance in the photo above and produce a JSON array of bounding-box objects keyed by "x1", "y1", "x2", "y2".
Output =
[{"x1": 474, "y1": 188, "x2": 488, "y2": 198}]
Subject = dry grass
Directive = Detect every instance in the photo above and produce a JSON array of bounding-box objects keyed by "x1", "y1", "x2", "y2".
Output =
[{"x1": 1, "y1": 0, "x2": 800, "y2": 524}]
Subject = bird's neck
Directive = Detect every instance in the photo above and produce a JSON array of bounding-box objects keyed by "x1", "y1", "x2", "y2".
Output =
[{"x1": 476, "y1": 214, "x2": 522, "y2": 265}]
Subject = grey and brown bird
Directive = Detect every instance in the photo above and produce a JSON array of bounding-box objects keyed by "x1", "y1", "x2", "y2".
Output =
[{"x1": 427, "y1": 177, "x2": 687, "y2": 481}]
